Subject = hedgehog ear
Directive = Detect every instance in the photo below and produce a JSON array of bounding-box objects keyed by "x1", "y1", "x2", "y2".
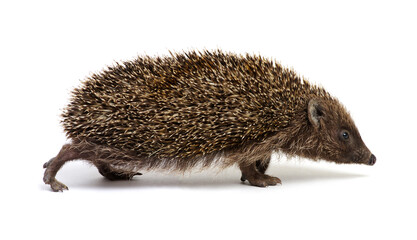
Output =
[{"x1": 308, "y1": 99, "x2": 325, "y2": 129}]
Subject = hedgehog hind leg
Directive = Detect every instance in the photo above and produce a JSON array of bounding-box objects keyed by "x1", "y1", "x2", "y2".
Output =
[
  {"x1": 43, "y1": 141, "x2": 144, "y2": 191},
  {"x1": 239, "y1": 160, "x2": 281, "y2": 187},
  {"x1": 94, "y1": 162, "x2": 142, "y2": 181},
  {"x1": 43, "y1": 143, "x2": 83, "y2": 192}
]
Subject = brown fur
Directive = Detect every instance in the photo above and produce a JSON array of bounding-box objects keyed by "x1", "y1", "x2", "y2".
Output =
[{"x1": 43, "y1": 50, "x2": 375, "y2": 191}]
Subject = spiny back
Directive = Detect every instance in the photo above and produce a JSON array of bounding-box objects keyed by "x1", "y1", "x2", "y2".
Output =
[{"x1": 62, "y1": 50, "x2": 326, "y2": 159}]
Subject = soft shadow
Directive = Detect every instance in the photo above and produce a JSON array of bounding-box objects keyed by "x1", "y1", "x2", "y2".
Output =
[
  {"x1": 267, "y1": 164, "x2": 366, "y2": 184},
  {"x1": 76, "y1": 175, "x2": 239, "y2": 190},
  {"x1": 42, "y1": 162, "x2": 366, "y2": 191}
]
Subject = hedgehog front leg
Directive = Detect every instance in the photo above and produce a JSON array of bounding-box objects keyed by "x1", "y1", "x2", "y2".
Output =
[
  {"x1": 256, "y1": 158, "x2": 271, "y2": 174},
  {"x1": 239, "y1": 161, "x2": 281, "y2": 187},
  {"x1": 240, "y1": 158, "x2": 271, "y2": 181}
]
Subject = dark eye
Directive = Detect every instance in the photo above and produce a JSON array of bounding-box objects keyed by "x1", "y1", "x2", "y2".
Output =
[{"x1": 342, "y1": 131, "x2": 349, "y2": 140}]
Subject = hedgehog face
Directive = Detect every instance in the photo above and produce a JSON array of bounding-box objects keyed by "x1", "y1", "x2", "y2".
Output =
[{"x1": 307, "y1": 99, "x2": 376, "y2": 166}]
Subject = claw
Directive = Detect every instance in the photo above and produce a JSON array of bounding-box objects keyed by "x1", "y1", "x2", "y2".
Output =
[{"x1": 48, "y1": 178, "x2": 69, "y2": 192}]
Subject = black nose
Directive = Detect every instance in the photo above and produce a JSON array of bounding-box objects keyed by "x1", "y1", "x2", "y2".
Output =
[{"x1": 368, "y1": 154, "x2": 376, "y2": 165}]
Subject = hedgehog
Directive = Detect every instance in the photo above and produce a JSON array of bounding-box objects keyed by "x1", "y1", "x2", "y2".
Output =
[{"x1": 43, "y1": 50, "x2": 376, "y2": 191}]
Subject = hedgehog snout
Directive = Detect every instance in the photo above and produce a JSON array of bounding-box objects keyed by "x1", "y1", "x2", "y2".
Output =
[{"x1": 368, "y1": 154, "x2": 377, "y2": 166}]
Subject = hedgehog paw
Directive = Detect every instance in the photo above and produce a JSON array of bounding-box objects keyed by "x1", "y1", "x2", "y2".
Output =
[
  {"x1": 244, "y1": 173, "x2": 281, "y2": 187},
  {"x1": 45, "y1": 177, "x2": 69, "y2": 192},
  {"x1": 98, "y1": 169, "x2": 142, "y2": 181}
]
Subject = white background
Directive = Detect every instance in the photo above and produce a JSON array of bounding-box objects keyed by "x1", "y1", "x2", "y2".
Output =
[{"x1": 1, "y1": 0, "x2": 416, "y2": 239}]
